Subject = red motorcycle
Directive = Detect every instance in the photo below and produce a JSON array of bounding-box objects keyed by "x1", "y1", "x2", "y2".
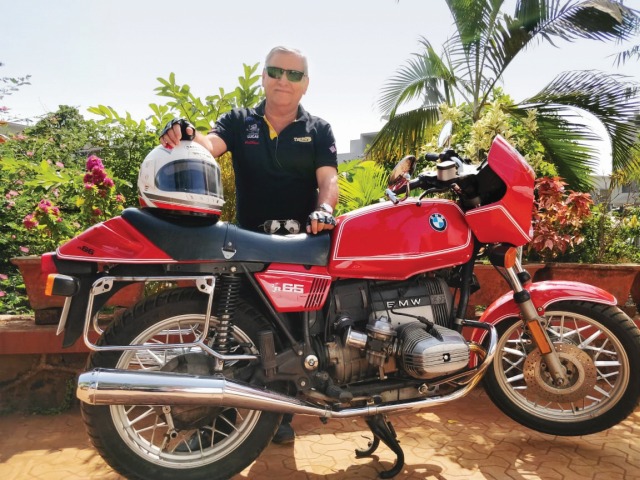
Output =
[{"x1": 44, "y1": 124, "x2": 640, "y2": 479}]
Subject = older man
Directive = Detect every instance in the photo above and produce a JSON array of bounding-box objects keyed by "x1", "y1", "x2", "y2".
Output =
[{"x1": 161, "y1": 45, "x2": 338, "y2": 236}]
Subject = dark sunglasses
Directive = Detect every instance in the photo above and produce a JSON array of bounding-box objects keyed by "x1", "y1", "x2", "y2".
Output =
[
  {"x1": 261, "y1": 219, "x2": 301, "y2": 234},
  {"x1": 265, "y1": 66, "x2": 306, "y2": 83}
]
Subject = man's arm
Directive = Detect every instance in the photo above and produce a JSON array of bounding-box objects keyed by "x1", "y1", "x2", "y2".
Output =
[
  {"x1": 307, "y1": 165, "x2": 338, "y2": 234},
  {"x1": 316, "y1": 166, "x2": 338, "y2": 210}
]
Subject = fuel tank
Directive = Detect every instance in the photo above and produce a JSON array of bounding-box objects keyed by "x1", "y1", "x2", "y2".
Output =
[{"x1": 328, "y1": 198, "x2": 473, "y2": 280}]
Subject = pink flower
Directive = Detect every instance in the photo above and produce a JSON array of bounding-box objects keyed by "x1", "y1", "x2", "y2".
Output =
[
  {"x1": 103, "y1": 177, "x2": 114, "y2": 188},
  {"x1": 91, "y1": 168, "x2": 107, "y2": 184},
  {"x1": 0, "y1": 291, "x2": 5, "y2": 298},
  {"x1": 115, "y1": 194, "x2": 125, "y2": 203},
  {"x1": 56, "y1": 162, "x2": 64, "y2": 169},
  {"x1": 20, "y1": 246, "x2": 30, "y2": 253},
  {"x1": 86, "y1": 155, "x2": 104, "y2": 171},
  {"x1": 0, "y1": 273, "x2": 8, "y2": 280},
  {"x1": 26, "y1": 151, "x2": 34, "y2": 157},
  {"x1": 23, "y1": 214, "x2": 39, "y2": 230},
  {"x1": 84, "y1": 182, "x2": 94, "y2": 190}
]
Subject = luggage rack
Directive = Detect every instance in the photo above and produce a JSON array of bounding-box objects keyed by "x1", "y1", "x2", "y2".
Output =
[{"x1": 61, "y1": 275, "x2": 258, "y2": 362}]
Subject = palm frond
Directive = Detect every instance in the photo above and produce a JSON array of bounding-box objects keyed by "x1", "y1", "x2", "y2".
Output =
[
  {"x1": 613, "y1": 44, "x2": 640, "y2": 67},
  {"x1": 367, "y1": 106, "x2": 441, "y2": 161},
  {"x1": 511, "y1": 104, "x2": 599, "y2": 189},
  {"x1": 446, "y1": 0, "x2": 507, "y2": 49},
  {"x1": 337, "y1": 160, "x2": 388, "y2": 214},
  {"x1": 377, "y1": 39, "x2": 454, "y2": 117},
  {"x1": 536, "y1": 0, "x2": 640, "y2": 43},
  {"x1": 522, "y1": 70, "x2": 640, "y2": 172}
]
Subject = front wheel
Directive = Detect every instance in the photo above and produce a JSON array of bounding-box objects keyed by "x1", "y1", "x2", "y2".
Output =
[
  {"x1": 81, "y1": 288, "x2": 282, "y2": 480},
  {"x1": 484, "y1": 301, "x2": 640, "y2": 436}
]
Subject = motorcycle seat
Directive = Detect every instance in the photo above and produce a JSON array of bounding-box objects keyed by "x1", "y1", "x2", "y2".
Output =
[{"x1": 121, "y1": 208, "x2": 330, "y2": 266}]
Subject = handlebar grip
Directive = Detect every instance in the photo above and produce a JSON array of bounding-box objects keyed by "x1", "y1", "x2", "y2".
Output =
[{"x1": 425, "y1": 153, "x2": 440, "y2": 161}]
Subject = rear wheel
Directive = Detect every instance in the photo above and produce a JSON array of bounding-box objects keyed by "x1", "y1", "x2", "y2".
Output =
[
  {"x1": 81, "y1": 288, "x2": 281, "y2": 480},
  {"x1": 484, "y1": 301, "x2": 640, "y2": 436}
]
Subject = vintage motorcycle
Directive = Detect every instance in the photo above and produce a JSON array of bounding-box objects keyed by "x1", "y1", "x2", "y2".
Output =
[{"x1": 43, "y1": 123, "x2": 640, "y2": 479}]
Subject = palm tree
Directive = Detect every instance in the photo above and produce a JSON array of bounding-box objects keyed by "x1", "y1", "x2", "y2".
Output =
[{"x1": 371, "y1": 0, "x2": 640, "y2": 189}]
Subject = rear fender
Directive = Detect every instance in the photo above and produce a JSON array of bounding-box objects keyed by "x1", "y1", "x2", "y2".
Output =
[{"x1": 467, "y1": 280, "x2": 617, "y2": 344}]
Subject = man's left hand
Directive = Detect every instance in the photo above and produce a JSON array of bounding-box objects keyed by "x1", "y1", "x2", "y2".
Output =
[{"x1": 306, "y1": 210, "x2": 336, "y2": 234}]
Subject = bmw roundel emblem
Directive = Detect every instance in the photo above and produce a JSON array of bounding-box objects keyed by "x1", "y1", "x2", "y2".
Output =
[{"x1": 429, "y1": 213, "x2": 447, "y2": 232}]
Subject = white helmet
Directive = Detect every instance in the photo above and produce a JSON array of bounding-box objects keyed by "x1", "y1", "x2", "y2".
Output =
[{"x1": 138, "y1": 141, "x2": 224, "y2": 217}]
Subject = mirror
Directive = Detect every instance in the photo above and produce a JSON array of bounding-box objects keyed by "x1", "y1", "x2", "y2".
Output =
[
  {"x1": 437, "y1": 121, "x2": 453, "y2": 149},
  {"x1": 387, "y1": 155, "x2": 417, "y2": 193}
]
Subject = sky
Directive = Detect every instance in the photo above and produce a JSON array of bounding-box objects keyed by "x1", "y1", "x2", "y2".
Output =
[{"x1": 2, "y1": 0, "x2": 640, "y2": 164}]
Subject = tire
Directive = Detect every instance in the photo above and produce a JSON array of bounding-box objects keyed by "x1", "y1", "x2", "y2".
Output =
[
  {"x1": 483, "y1": 300, "x2": 640, "y2": 436},
  {"x1": 81, "y1": 287, "x2": 282, "y2": 480}
]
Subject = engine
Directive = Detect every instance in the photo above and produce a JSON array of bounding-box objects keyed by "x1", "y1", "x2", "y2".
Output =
[{"x1": 324, "y1": 276, "x2": 470, "y2": 383}]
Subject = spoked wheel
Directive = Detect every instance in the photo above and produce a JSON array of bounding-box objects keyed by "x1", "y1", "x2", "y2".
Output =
[
  {"x1": 484, "y1": 301, "x2": 640, "y2": 436},
  {"x1": 81, "y1": 288, "x2": 281, "y2": 480}
]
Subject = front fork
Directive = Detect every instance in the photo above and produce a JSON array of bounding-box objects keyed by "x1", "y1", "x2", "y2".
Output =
[{"x1": 491, "y1": 245, "x2": 569, "y2": 386}]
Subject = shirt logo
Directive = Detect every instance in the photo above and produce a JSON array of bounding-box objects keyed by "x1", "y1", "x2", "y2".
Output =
[
  {"x1": 294, "y1": 136, "x2": 312, "y2": 143},
  {"x1": 246, "y1": 123, "x2": 259, "y2": 140},
  {"x1": 429, "y1": 213, "x2": 447, "y2": 232}
]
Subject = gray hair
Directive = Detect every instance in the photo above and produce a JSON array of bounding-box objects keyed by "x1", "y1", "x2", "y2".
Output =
[{"x1": 265, "y1": 46, "x2": 309, "y2": 74}]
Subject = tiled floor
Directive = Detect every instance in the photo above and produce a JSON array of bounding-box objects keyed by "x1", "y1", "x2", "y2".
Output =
[{"x1": 1, "y1": 388, "x2": 639, "y2": 480}]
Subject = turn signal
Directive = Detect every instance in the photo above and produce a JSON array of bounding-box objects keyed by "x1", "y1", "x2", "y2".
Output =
[
  {"x1": 488, "y1": 244, "x2": 518, "y2": 268},
  {"x1": 45, "y1": 274, "x2": 79, "y2": 297},
  {"x1": 503, "y1": 247, "x2": 518, "y2": 269}
]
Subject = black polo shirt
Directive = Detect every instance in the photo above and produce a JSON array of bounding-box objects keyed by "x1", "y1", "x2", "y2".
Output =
[{"x1": 212, "y1": 100, "x2": 338, "y2": 231}]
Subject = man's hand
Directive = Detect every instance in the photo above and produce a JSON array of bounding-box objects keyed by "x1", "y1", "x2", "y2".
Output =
[
  {"x1": 159, "y1": 118, "x2": 195, "y2": 148},
  {"x1": 306, "y1": 209, "x2": 336, "y2": 234}
]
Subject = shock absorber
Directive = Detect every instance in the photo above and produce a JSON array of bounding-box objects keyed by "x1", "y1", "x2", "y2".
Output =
[{"x1": 212, "y1": 273, "x2": 242, "y2": 356}]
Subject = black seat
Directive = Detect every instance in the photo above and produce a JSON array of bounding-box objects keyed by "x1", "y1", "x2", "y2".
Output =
[{"x1": 121, "y1": 208, "x2": 330, "y2": 266}]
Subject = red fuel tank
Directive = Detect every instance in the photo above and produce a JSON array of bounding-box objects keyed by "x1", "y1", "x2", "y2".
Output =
[{"x1": 328, "y1": 198, "x2": 473, "y2": 280}]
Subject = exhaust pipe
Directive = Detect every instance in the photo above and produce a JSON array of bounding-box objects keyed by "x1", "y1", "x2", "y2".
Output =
[
  {"x1": 78, "y1": 322, "x2": 496, "y2": 419},
  {"x1": 77, "y1": 369, "x2": 330, "y2": 416}
]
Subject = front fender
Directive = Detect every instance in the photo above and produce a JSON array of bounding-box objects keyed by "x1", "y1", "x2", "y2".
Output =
[{"x1": 467, "y1": 280, "x2": 616, "y2": 344}]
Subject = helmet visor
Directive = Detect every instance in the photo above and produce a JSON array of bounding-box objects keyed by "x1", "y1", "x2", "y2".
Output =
[{"x1": 156, "y1": 159, "x2": 222, "y2": 198}]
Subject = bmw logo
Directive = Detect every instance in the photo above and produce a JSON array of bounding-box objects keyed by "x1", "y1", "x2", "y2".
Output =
[{"x1": 429, "y1": 213, "x2": 447, "y2": 232}]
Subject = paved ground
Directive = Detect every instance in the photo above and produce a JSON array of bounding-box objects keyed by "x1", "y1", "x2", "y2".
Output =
[{"x1": 1, "y1": 388, "x2": 639, "y2": 480}]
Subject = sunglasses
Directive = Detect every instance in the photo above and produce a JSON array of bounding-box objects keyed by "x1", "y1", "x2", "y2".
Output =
[
  {"x1": 265, "y1": 66, "x2": 306, "y2": 83},
  {"x1": 262, "y1": 219, "x2": 301, "y2": 234}
]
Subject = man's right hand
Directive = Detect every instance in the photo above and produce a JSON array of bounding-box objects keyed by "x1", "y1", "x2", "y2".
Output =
[{"x1": 159, "y1": 118, "x2": 195, "y2": 148}]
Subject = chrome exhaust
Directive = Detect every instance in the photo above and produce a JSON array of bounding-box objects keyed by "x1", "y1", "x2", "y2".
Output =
[
  {"x1": 77, "y1": 369, "x2": 330, "y2": 416},
  {"x1": 78, "y1": 322, "x2": 496, "y2": 419}
]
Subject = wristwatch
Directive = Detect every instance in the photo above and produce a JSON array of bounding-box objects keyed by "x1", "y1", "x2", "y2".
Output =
[{"x1": 318, "y1": 203, "x2": 333, "y2": 214}]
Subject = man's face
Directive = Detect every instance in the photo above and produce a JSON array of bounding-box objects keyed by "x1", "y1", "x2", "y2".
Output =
[{"x1": 262, "y1": 52, "x2": 309, "y2": 110}]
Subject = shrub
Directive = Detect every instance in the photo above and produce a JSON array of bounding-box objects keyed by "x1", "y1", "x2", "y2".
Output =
[{"x1": 526, "y1": 176, "x2": 593, "y2": 262}]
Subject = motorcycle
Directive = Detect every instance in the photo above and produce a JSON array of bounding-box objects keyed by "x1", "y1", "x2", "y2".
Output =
[{"x1": 43, "y1": 122, "x2": 640, "y2": 479}]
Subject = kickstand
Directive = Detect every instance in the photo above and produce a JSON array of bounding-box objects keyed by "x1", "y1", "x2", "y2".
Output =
[{"x1": 355, "y1": 414, "x2": 404, "y2": 479}]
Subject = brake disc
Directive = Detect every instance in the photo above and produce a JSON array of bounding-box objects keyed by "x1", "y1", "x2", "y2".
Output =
[{"x1": 523, "y1": 343, "x2": 597, "y2": 403}]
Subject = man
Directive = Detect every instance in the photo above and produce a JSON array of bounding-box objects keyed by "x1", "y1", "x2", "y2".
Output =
[
  {"x1": 160, "y1": 45, "x2": 338, "y2": 236},
  {"x1": 160, "y1": 46, "x2": 339, "y2": 443}
]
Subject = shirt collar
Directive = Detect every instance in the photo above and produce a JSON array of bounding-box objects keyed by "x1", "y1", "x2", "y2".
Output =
[{"x1": 254, "y1": 100, "x2": 308, "y2": 122}]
